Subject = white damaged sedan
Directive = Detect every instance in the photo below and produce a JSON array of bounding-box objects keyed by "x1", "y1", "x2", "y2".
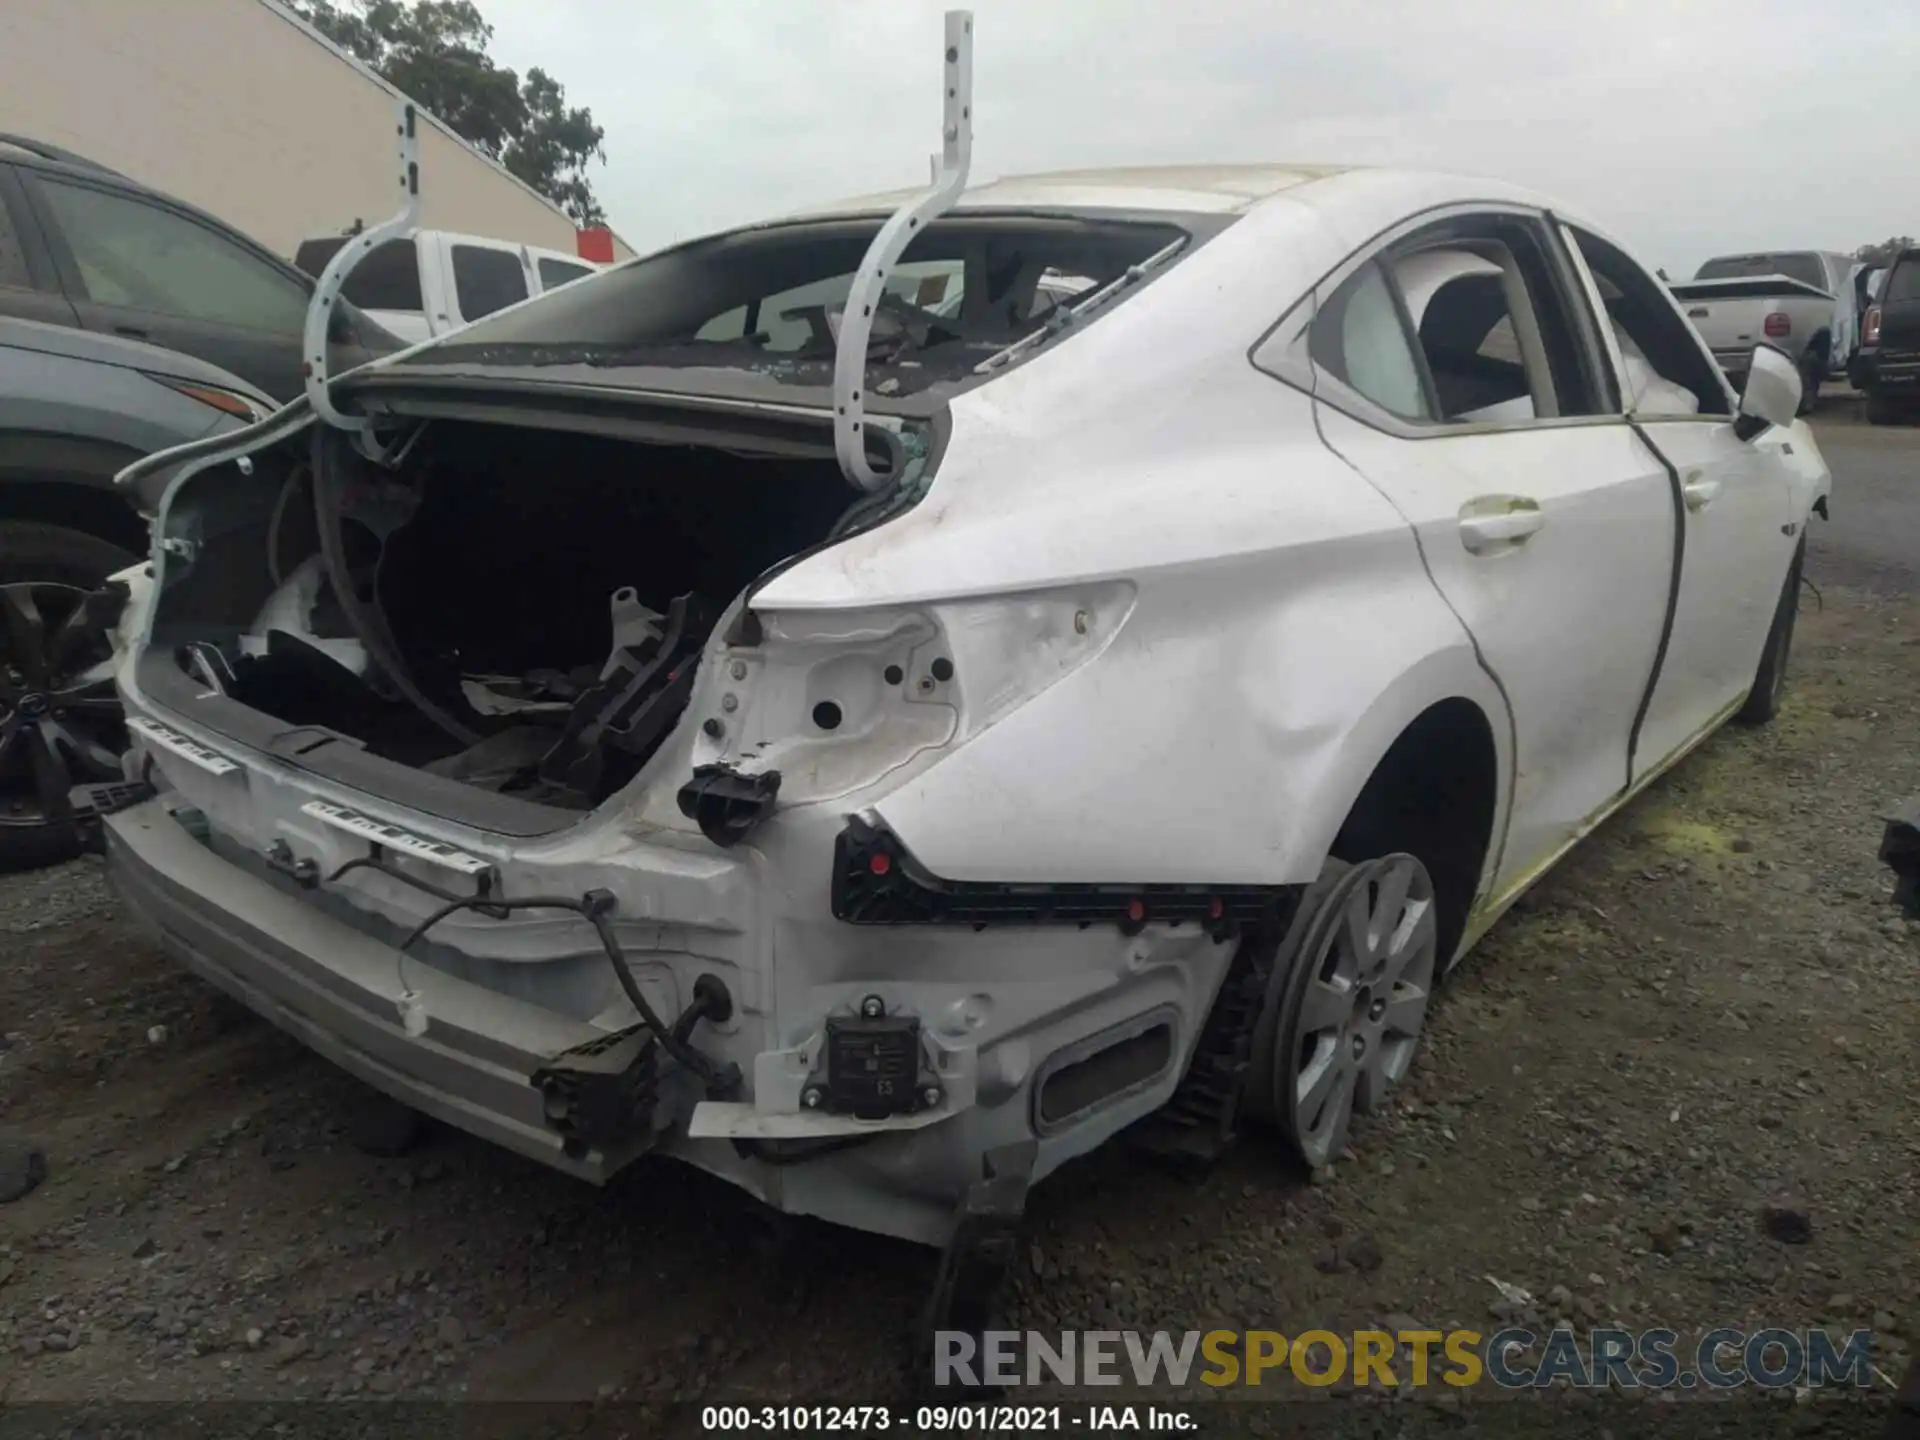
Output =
[{"x1": 104, "y1": 160, "x2": 1828, "y2": 1335}]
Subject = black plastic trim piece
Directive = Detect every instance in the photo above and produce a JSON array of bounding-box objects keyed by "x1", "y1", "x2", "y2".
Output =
[
  {"x1": 830, "y1": 817, "x2": 1289, "y2": 934},
  {"x1": 676, "y1": 764, "x2": 781, "y2": 848},
  {"x1": 1031, "y1": 1007, "x2": 1178, "y2": 1135}
]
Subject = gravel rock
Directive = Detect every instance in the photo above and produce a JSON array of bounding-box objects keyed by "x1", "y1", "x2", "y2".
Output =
[
  {"x1": 1761, "y1": 1204, "x2": 1813, "y2": 1245},
  {"x1": 0, "y1": 1141, "x2": 48, "y2": 1203},
  {"x1": 1346, "y1": 1235, "x2": 1384, "y2": 1272}
]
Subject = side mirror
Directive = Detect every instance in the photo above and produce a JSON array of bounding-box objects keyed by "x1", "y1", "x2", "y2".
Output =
[{"x1": 1734, "y1": 344, "x2": 1801, "y2": 441}]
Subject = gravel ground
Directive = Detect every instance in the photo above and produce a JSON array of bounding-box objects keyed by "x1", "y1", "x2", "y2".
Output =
[{"x1": 1, "y1": 409, "x2": 1915, "y2": 1431}]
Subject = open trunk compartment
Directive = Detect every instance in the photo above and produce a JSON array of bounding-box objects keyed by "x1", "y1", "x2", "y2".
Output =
[{"x1": 143, "y1": 411, "x2": 919, "y2": 830}]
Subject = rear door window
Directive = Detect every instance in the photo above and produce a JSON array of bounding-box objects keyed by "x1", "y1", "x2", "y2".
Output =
[
  {"x1": 537, "y1": 257, "x2": 593, "y2": 290},
  {"x1": 1309, "y1": 262, "x2": 1431, "y2": 420},
  {"x1": 1309, "y1": 215, "x2": 1607, "y2": 427},
  {"x1": 451, "y1": 244, "x2": 529, "y2": 320}
]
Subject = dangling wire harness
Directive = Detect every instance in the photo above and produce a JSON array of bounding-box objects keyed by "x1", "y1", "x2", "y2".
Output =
[{"x1": 388, "y1": 883, "x2": 738, "y2": 1093}]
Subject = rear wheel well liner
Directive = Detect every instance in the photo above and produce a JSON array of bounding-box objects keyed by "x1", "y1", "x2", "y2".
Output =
[
  {"x1": 1327, "y1": 696, "x2": 1499, "y2": 967},
  {"x1": 0, "y1": 474, "x2": 148, "y2": 558}
]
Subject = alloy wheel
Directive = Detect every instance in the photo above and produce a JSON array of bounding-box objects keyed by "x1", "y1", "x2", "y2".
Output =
[
  {"x1": 0, "y1": 583, "x2": 127, "y2": 832},
  {"x1": 1275, "y1": 853, "x2": 1439, "y2": 1168}
]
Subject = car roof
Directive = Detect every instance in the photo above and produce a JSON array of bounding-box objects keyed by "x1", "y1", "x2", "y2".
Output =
[
  {"x1": 0, "y1": 135, "x2": 137, "y2": 185},
  {"x1": 785, "y1": 164, "x2": 1360, "y2": 220}
]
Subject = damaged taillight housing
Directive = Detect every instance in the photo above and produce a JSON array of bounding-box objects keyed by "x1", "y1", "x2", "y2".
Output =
[
  {"x1": 689, "y1": 582, "x2": 1136, "y2": 807},
  {"x1": 832, "y1": 817, "x2": 1288, "y2": 935}
]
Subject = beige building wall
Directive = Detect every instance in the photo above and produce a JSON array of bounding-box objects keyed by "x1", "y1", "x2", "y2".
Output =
[{"x1": 0, "y1": 0, "x2": 635, "y2": 261}]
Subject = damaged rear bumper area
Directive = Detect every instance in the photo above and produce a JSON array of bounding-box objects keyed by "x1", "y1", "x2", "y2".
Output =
[
  {"x1": 103, "y1": 793, "x2": 1271, "y2": 1247},
  {"x1": 104, "y1": 801, "x2": 631, "y2": 1180}
]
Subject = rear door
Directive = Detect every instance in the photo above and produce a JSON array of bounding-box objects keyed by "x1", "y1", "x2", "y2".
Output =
[
  {"x1": 21, "y1": 171, "x2": 310, "y2": 399},
  {"x1": 1563, "y1": 224, "x2": 1796, "y2": 781},
  {"x1": 0, "y1": 165, "x2": 80, "y2": 328},
  {"x1": 1297, "y1": 206, "x2": 1678, "y2": 894}
]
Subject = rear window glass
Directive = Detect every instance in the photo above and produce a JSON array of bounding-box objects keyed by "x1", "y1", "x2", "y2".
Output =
[
  {"x1": 1694, "y1": 253, "x2": 1828, "y2": 291},
  {"x1": 1883, "y1": 258, "x2": 1920, "y2": 304},
  {"x1": 399, "y1": 214, "x2": 1198, "y2": 399}
]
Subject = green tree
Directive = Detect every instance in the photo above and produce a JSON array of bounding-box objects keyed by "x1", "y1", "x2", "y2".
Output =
[{"x1": 288, "y1": 0, "x2": 608, "y2": 226}]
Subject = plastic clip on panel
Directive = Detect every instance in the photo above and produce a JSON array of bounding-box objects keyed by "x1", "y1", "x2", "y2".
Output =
[
  {"x1": 302, "y1": 100, "x2": 420, "y2": 438},
  {"x1": 831, "y1": 11, "x2": 972, "y2": 493}
]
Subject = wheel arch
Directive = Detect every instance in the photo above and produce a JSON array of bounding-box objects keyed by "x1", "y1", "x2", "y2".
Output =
[
  {"x1": 1294, "y1": 649, "x2": 1511, "y2": 966},
  {"x1": 0, "y1": 431, "x2": 151, "y2": 556}
]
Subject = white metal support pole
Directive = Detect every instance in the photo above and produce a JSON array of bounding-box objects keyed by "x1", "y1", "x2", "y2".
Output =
[
  {"x1": 301, "y1": 100, "x2": 421, "y2": 432},
  {"x1": 832, "y1": 11, "x2": 973, "y2": 492}
]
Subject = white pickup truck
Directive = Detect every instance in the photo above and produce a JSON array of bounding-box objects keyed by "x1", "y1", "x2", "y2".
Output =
[
  {"x1": 1668, "y1": 249, "x2": 1855, "y2": 412},
  {"x1": 292, "y1": 228, "x2": 602, "y2": 345}
]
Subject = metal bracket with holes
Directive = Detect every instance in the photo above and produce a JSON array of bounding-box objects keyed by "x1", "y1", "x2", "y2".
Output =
[
  {"x1": 831, "y1": 10, "x2": 972, "y2": 493},
  {"x1": 301, "y1": 100, "x2": 420, "y2": 436}
]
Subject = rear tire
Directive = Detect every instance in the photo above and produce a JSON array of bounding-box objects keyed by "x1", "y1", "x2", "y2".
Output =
[
  {"x1": 1245, "y1": 854, "x2": 1439, "y2": 1169},
  {"x1": 1734, "y1": 540, "x2": 1804, "y2": 727},
  {"x1": 1798, "y1": 352, "x2": 1823, "y2": 415},
  {"x1": 0, "y1": 521, "x2": 139, "y2": 875}
]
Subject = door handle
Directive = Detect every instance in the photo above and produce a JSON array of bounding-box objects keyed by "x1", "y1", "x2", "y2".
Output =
[
  {"x1": 113, "y1": 325, "x2": 149, "y2": 340},
  {"x1": 1458, "y1": 500, "x2": 1546, "y2": 554},
  {"x1": 1682, "y1": 470, "x2": 1722, "y2": 512}
]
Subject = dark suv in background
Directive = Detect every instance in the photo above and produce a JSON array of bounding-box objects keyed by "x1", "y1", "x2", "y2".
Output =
[
  {"x1": 0, "y1": 135, "x2": 397, "y2": 645},
  {"x1": 0, "y1": 136, "x2": 398, "y2": 869},
  {"x1": 0, "y1": 136, "x2": 396, "y2": 400},
  {"x1": 1852, "y1": 248, "x2": 1920, "y2": 424}
]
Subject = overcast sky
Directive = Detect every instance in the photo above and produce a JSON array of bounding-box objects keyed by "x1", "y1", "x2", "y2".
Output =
[{"x1": 480, "y1": 0, "x2": 1914, "y2": 274}]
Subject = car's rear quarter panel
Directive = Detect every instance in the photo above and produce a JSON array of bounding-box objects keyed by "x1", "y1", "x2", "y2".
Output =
[{"x1": 755, "y1": 184, "x2": 1514, "y2": 889}]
